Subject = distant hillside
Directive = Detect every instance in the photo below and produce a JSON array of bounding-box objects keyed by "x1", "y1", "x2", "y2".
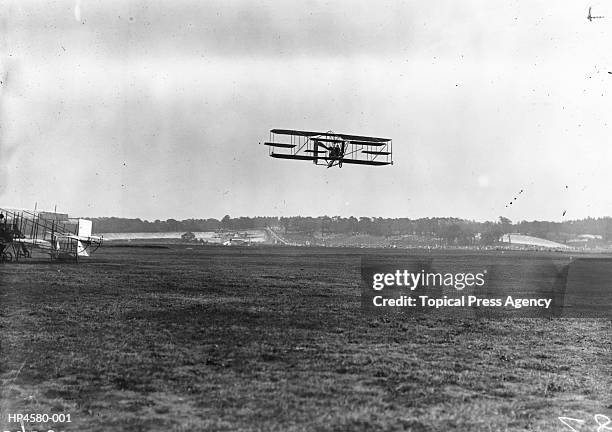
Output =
[{"x1": 91, "y1": 215, "x2": 612, "y2": 247}]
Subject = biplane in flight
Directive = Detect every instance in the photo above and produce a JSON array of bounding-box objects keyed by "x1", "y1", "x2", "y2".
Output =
[
  {"x1": 0, "y1": 207, "x2": 103, "y2": 263},
  {"x1": 263, "y1": 129, "x2": 393, "y2": 168},
  {"x1": 588, "y1": 6, "x2": 604, "y2": 21}
]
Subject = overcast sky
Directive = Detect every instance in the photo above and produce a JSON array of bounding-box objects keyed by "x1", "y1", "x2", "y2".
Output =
[{"x1": 2, "y1": 0, "x2": 612, "y2": 221}]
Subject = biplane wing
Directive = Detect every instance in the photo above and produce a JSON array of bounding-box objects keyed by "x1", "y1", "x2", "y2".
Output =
[
  {"x1": 265, "y1": 128, "x2": 393, "y2": 168},
  {"x1": 11, "y1": 237, "x2": 54, "y2": 249},
  {"x1": 270, "y1": 153, "x2": 391, "y2": 166},
  {"x1": 334, "y1": 158, "x2": 390, "y2": 166},
  {"x1": 270, "y1": 129, "x2": 325, "y2": 137}
]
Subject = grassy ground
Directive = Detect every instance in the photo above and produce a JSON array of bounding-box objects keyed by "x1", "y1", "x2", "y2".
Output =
[{"x1": 0, "y1": 246, "x2": 610, "y2": 431}]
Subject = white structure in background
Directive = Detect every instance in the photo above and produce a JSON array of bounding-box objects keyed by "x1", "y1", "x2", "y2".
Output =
[{"x1": 499, "y1": 233, "x2": 570, "y2": 249}]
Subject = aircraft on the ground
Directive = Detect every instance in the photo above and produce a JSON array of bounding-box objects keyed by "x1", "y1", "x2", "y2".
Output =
[{"x1": 0, "y1": 207, "x2": 102, "y2": 262}]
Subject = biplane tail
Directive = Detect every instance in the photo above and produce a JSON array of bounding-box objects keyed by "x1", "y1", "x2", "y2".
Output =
[
  {"x1": 49, "y1": 218, "x2": 103, "y2": 259},
  {"x1": 76, "y1": 219, "x2": 99, "y2": 257}
]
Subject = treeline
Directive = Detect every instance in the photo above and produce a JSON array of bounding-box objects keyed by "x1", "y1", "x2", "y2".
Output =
[
  {"x1": 91, "y1": 216, "x2": 279, "y2": 233},
  {"x1": 92, "y1": 215, "x2": 612, "y2": 243}
]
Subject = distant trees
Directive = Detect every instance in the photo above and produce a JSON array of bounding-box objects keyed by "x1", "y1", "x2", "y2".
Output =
[
  {"x1": 499, "y1": 216, "x2": 512, "y2": 234},
  {"x1": 221, "y1": 215, "x2": 231, "y2": 229},
  {"x1": 92, "y1": 217, "x2": 221, "y2": 233},
  {"x1": 480, "y1": 229, "x2": 504, "y2": 245},
  {"x1": 90, "y1": 215, "x2": 612, "y2": 244}
]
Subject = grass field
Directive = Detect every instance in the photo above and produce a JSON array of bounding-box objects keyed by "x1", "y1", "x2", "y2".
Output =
[{"x1": 0, "y1": 246, "x2": 610, "y2": 431}]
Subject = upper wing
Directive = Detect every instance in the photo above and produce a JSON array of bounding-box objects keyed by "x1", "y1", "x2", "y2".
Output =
[
  {"x1": 336, "y1": 133, "x2": 391, "y2": 143},
  {"x1": 270, "y1": 129, "x2": 391, "y2": 143},
  {"x1": 270, "y1": 129, "x2": 326, "y2": 137}
]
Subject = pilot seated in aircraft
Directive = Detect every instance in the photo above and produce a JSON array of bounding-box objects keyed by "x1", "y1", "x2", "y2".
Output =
[
  {"x1": 0, "y1": 214, "x2": 10, "y2": 251},
  {"x1": 0, "y1": 214, "x2": 7, "y2": 239},
  {"x1": 0, "y1": 214, "x2": 15, "y2": 240},
  {"x1": 329, "y1": 145, "x2": 341, "y2": 160}
]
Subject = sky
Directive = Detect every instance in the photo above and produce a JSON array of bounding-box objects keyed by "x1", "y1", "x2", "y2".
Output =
[{"x1": 1, "y1": 0, "x2": 612, "y2": 222}]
